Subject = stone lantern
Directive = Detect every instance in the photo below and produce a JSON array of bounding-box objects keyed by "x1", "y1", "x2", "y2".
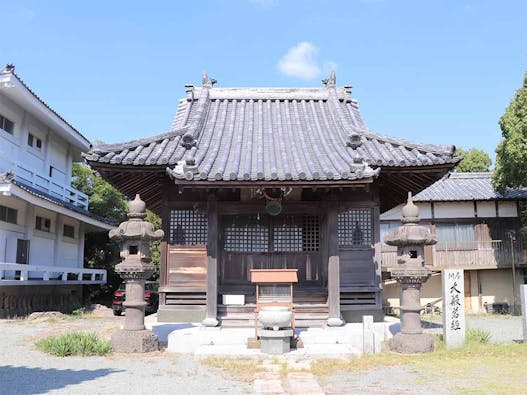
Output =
[
  {"x1": 109, "y1": 194, "x2": 164, "y2": 352},
  {"x1": 384, "y1": 192, "x2": 437, "y2": 353}
]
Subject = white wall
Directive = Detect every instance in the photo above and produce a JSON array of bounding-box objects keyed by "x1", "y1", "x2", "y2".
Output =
[
  {"x1": 381, "y1": 201, "x2": 519, "y2": 221},
  {"x1": 0, "y1": 91, "x2": 75, "y2": 185},
  {"x1": 476, "y1": 201, "x2": 495, "y2": 218},
  {"x1": 29, "y1": 235, "x2": 55, "y2": 265},
  {"x1": 498, "y1": 201, "x2": 517, "y2": 217},
  {"x1": 433, "y1": 202, "x2": 474, "y2": 219},
  {"x1": 0, "y1": 195, "x2": 82, "y2": 267}
]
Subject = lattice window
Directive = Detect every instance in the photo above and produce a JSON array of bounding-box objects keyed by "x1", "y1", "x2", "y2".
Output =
[
  {"x1": 302, "y1": 215, "x2": 320, "y2": 252},
  {"x1": 170, "y1": 209, "x2": 208, "y2": 245},
  {"x1": 224, "y1": 215, "x2": 269, "y2": 253},
  {"x1": 273, "y1": 215, "x2": 319, "y2": 252},
  {"x1": 273, "y1": 216, "x2": 302, "y2": 252},
  {"x1": 223, "y1": 214, "x2": 320, "y2": 253},
  {"x1": 338, "y1": 209, "x2": 373, "y2": 246}
]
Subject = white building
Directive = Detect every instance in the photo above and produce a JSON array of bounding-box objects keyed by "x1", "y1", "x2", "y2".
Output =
[
  {"x1": 0, "y1": 64, "x2": 112, "y2": 317},
  {"x1": 381, "y1": 172, "x2": 526, "y2": 315}
]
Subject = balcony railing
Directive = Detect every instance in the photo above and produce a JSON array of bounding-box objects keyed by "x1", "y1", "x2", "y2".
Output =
[
  {"x1": 381, "y1": 240, "x2": 518, "y2": 269},
  {"x1": 0, "y1": 263, "x2": 106, "y2": 285},
  {"x1": 13, "y1": 163, "x2": 88, "y2": 210}
]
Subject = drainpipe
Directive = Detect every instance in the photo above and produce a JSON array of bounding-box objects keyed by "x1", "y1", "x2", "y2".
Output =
[{"x1": 509, "y1": 232, "x2": 517, "y2": 315}]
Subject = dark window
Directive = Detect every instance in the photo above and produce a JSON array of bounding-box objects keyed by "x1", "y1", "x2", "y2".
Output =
[
  {"x1": 49, "y1": 166, "x2": 53, "y2": 177},
  {"x1": 16, "y1": 239, "x2": 30, "y2": 264},
  {"x1": 0, "y1": 205, "x2": 18, "y2": 224},
  {"x1": 169, "y1": 209, "x2": 208, "y2": 245},
  {"x1": 36, "y1": 216, "x2": 51, "y2": 232},
  {"x1": 129, "y1": 245, "x2": 138, "y2": 255},
  {"x1": 338, "y1": 209, "x2": 373, "y2": 247},
  {"x1": 0, "y1": 114, "x2": 15, "y2": 134},
  {"x1": 27, "y1": 133, "x2": 42, "y2": 150},
  {"x1": 63, "y1": 224, "x2": 75, "y2": 238}
]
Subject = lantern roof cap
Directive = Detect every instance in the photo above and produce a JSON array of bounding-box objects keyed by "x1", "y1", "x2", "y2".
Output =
[{"x1": 384, "y1": 192, "x2": 437, "y2": 247}]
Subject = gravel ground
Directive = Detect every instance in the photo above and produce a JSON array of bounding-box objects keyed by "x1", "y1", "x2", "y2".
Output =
[
  {"x1": 0, "y1": 310, "x2": 524, "y2": 395},
  {"x1": 422, "y1": 314, "x2": 524, "y2": 343},
  {"x1": 0, "y1": 312, "x2": 251, "y2": 395}
]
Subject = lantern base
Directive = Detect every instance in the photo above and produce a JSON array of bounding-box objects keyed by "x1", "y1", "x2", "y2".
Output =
[
  {"x1": 111, "y1": 329, "x2": 159, "y2": 353},
  {"x1": 389, "y1": 332, "x2": 434, "y2": 354}
]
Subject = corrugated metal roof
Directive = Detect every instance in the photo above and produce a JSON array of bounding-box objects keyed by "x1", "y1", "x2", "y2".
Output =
[
  {"x1": 85, "y1": 73, "x2": 459, "y2": 183},
  {"x1": 414, "y1": 172, "x2": 527, "y2": 201}
]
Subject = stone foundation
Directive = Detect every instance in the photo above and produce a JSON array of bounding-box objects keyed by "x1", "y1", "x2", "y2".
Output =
[
  {"x1": 260, "y1": 329, "x2": 293, "y2": 354},
  {"x1": 388, "y1": 333, "x2": 434, "y2": 354},
  {"x1": 0, "y1": 285, "x2": 82, "y2": 318},
  {"x1": 111, "y1": 329, "x2": 159, "y2": 353},
  {"x1": 157, "y1": 307, "x2": 206, "y2": 323}
]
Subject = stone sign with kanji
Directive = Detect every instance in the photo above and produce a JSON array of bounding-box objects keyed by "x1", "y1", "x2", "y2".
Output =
[{"x1": 442, "y1": 269, "x2": 466, "y2": 348}]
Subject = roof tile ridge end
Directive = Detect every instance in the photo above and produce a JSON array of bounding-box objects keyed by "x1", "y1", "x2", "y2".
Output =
[{"x1": 182, "y1": 86, "x2": 211, "y2": 142}]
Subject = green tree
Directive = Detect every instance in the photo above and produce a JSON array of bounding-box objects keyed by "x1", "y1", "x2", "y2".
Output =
[
  {"x1": 72, "y1": 163, "x2": 127, "y2": 222},
  {"x1": 454, "y1": 147, "x2": 492, "y2": 173},
  {"x1": 493, "y1": 71, "x2": 527, "y2": 190},
  {"x1": 493, "y1": 71, "x2": 527, "y2": 248}
]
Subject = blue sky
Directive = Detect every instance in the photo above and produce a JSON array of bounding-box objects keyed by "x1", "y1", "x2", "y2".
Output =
[{"x1": 1, "y1": 1, "x2": 526, "y2": 163}]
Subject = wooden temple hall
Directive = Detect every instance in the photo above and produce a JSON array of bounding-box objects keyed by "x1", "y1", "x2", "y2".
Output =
[{"x1": 85, "y1": 72, "x2": 460, "y2": 326}]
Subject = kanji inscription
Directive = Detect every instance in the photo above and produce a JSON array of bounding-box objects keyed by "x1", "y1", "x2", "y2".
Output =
[{"x1": 442, "y1": 269, "x2": 465, "y2": 348}]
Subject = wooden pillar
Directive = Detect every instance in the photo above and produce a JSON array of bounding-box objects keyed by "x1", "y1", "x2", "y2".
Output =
[
  {"x1": 327, "y1": 201, "x2": 344, "y2": 326},
  {"x1": 373, "y1": 203, "x2": 382, "y2": 307},
  {"x1": 203, "y1": 195, "x2": 219, "y2": 326}
]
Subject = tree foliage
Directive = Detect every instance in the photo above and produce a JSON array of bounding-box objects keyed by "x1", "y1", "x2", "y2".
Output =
[
  {"x1": 493, "y1": 71, "x2": 527, "y2": 190},
  {"x1": 454, "y1": 147, "x2": 492, "y2": 173},
  {"x1": 493, "y1": 71, "x2": 527, "y2": 247},
  {"x1": 71, "y1": 163, "x2": 127, "y2": 222}
]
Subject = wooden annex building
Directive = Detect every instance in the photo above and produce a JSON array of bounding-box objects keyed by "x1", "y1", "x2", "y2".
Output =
[{"x1": 85, "y1": 72, "x2": 460, "y2": 326}]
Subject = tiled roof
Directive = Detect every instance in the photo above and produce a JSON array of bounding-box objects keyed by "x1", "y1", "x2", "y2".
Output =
[
  {"x1": 0, "y1": 172, "x2": 117, "y2": 226},
  {"x1": 414, "y1": 172, "x2": 527, "y2": 201},
  {"x1": 0, "y1": 64, "x2": 90, "y2": 147},
  {"x1": 85, "y1": 73, "x2": 459, "y2": 183}
]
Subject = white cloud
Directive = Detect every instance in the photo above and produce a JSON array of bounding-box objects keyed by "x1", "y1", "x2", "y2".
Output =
[{"x1": 277, "y1": 42, "x2": 322, "y2": 80}]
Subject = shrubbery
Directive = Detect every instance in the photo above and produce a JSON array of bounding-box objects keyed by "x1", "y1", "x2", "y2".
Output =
[
  {"x1": 36, "y1": 332, "x2": 112, "y2": 356},
  {"x1": 465, "y1": 327, "x2": 491, "y2": 344}
]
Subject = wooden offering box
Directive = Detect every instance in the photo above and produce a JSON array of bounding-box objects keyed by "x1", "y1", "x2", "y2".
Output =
[
  {"x1": 250, "y1": 269, "x2": 298, "y2": 338},
  {"x1": 250, "y1": 269, "x2": 299, "y2": 284}
]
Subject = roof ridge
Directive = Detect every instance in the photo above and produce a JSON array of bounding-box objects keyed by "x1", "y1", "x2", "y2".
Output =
[
  {"x1": 361, "y1": 129, "x2": 456, "y2": 156},
  {"x1": 1, "y1": 64, "x2": 90, "y2": 146},
  {"x1": 449, "y1": 171, "x2": 492, "y2": 178}
]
